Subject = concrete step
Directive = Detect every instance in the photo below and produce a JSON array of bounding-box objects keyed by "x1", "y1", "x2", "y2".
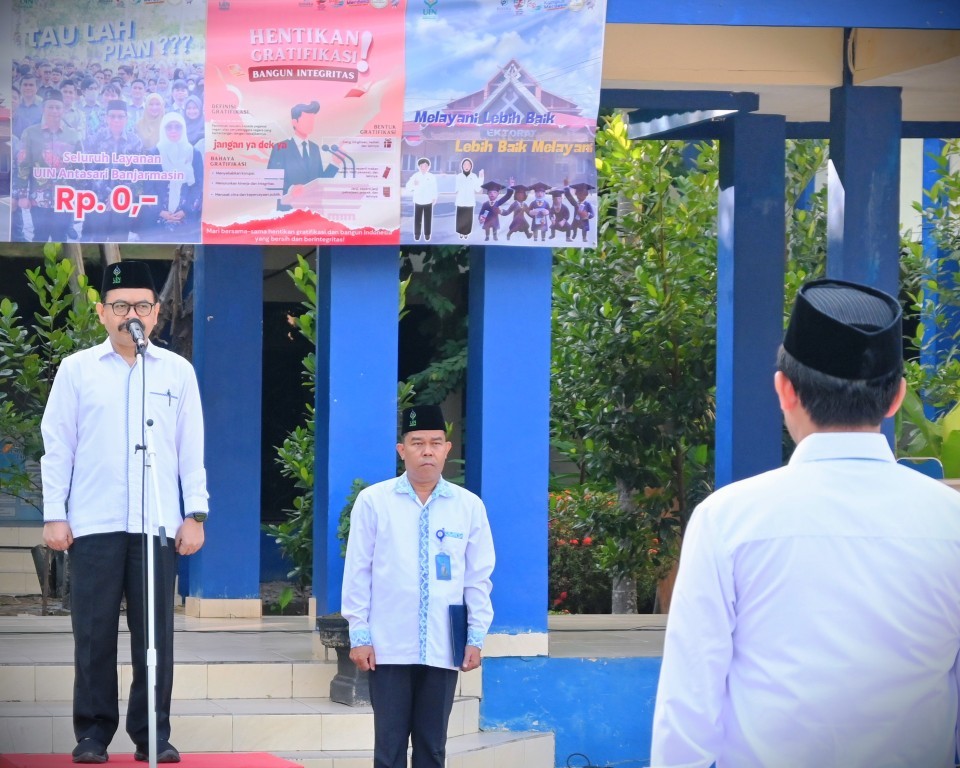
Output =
[
  {"x1": 0, "y1": 660, "x2": 483, "y2": 704},
  {"x1": 0, "y1": 695, "x2": 480, "y2": 754}
]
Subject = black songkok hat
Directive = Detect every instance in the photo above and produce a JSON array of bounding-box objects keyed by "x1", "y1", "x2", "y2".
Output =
[
  {"x1": 102, "y1": 261, "x2": 156, "y2": 297},
  {"x1": 401, "y1": 405, "x2": 445, "y2": 435},
  {"x1": 783, "y1": 278, "x2": 902, "y2": 380}
]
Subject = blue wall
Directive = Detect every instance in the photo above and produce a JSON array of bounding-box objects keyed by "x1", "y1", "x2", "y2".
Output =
[{"x1": 482, "y1": 656, "x2": 662, "y2": 768}]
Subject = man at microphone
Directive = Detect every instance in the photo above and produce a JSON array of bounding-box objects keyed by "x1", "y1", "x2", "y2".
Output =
[{"x1": 40, "y1": 260, "x2": 209, "y2": 764}]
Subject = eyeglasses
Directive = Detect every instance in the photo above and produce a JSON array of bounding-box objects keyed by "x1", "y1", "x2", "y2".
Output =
[{"x1": 104, "y1": 301, "x2": 156, "y2": 317}]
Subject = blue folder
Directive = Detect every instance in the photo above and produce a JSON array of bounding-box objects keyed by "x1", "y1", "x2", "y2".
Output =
[{"x1": 449, "y1": 603, "x2": 468, "y2": 668}]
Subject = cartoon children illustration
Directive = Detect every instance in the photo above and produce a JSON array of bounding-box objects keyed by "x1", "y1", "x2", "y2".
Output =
[
  {"x1": 564, "y1": 181, "x2": 596, "y2": 242},
  {"x1": 526, "y1": 181, "x2": 551, "y2": 241},
  {"x1": 478, "y1": 180, "x2": 513, "y2": 241},
  {"x1": 503, "y1": 183, "x2": 531, "y2": 240},
  {"x1": 548, "y1": 189, "x2": 571, "y2": 241}
]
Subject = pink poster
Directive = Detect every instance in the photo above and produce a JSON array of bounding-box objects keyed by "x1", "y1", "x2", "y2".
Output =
[{"x1": 202, "y1": 0, "x2": 405, "y2": 246}]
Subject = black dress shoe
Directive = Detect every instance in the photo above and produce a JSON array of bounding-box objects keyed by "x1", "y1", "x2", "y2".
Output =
[
  {"x1": 72, "y1": 738, "x2": 108, "y2": 764},
  {"x1": 134, "y1": 740, "x2": 181, "y2": 763}
]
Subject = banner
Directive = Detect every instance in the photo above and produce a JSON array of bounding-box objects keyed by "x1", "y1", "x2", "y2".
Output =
[
  {"x1": 11, "y1": 0, "x2": 206, "y2": 245},
  {"x1": 401, "y1": 0, "x2": 605, "y2": 248},
  {"x1": 202, "y1": 0, "x2": 405, "y2": 246},
  {"x1": 5, "y1": 0, "x2": 604, "y2": 248},
  {"x1": 1, "y1": 0, "x2": 10, "y2": 243}
]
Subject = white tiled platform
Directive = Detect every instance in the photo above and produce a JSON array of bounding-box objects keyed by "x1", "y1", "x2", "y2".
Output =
[{"x1": 0, "y1": 612, "x2": 560, "y2": 767}]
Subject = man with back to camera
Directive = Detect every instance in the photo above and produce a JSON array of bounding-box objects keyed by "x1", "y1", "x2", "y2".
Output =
[
  {"x1": 651, "y1": 278, "x2": 960, "y2": 767},
  {"x1": 41, "y1": 261, "x2": 209, "y2": 764},
  {"x1": 341, "y1": 405, "x2": 495, "y2": 768}
]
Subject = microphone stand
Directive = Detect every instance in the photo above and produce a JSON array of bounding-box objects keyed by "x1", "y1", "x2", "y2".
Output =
[{"x1": 134, "y1": 344, "x2": 168, "y2": 768}]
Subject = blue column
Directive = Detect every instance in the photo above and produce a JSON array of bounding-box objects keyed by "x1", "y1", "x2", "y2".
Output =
[
  {"x1": 189, "y1": 246, "x2": 263, "y2": 599},
  {"x1": 715, "y1": 113, "x2": 786, "y2": 487},
  {"x1": 920, "y1": 138, "x2": 955, "y2": 417},
  {"x1": 314, "y1": 246, "x2": 398, "y2": 615},
  {"x1": 826, "y1": 86, "x2": 902, "y2": 295},
  {"x1": 466, "y1": 246, "x2": 551, "y2": 635}
]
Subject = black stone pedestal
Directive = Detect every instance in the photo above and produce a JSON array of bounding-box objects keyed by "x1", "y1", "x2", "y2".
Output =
[{"x1": 316, "y1": 614, "x2": 371, "y2": 706}]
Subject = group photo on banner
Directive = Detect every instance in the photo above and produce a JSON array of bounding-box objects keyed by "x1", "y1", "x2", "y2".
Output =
[
  {"x1": 9, "y1": 0, "x2": 206, "y2": 245},
  {"x1": 3, "y1": 0, "x2": 605, "y2": 249}
]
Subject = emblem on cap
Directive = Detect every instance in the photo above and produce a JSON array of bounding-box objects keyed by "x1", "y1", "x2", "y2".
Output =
[
  {"x1": 409, "y1": 410, "x2": 417, "y2": 426},
  {"x1": 112, "y1": 265, "x2": 121, "y2": 285}
]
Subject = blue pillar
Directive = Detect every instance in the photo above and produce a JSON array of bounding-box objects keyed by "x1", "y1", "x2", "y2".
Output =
[
  {"x1": 314, "y1": 246, "x2": 398, "y2": 615},
  {"x1": 920, "y1": 138, "x2": 955, "y2": 417},
  {"x1": 826, "y1": 86, "x2": 902, "y2": 295},
  {"x1": 715, "y1": 113, "x2": 786, "y2": 487},
  {"x1": 190, "y1": 246, "x2": 263, "y2": 599},
  {"x1": 466, "y1": 246, "x2": 551, "y2": 635}
]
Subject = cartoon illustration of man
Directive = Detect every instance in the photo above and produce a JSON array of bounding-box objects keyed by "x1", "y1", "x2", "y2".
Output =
[
  {"x1": 548, "y1": 189, "x2": 571, "y2": 240},
  {"x1": 478, "y1": 180, "x2": 513, "y2": 242},
  {"x1": 404, "y1": 157, "x2": 438, "y2": 241},
  {"x1": 267, "y1": 100, "x2": 339, "y2": 212},
  {"x1": 564, "y1": 181, "x2": 596, "y2": 242},
  {"x1": 527, "y1": 181, "x2": 551, "y2": 241}
]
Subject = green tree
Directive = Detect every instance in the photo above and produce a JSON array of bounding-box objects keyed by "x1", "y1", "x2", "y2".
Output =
[
  {"x1": 551, "y1": 115, "x2": 719, "y2": 612},
  {"x1": 0, "y1": 246, "x2": 102, "y2": 513}
]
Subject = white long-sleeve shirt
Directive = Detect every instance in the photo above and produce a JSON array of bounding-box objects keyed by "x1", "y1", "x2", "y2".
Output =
[
  {"x1": 454, "y1": 171, "x2": 482, "y2": 207},
  {"x1": 652, "y1": 432, "x2": 960, "y2": 768},
  {"x1": 341, "y1": 473, "x2": 495, "y2": 669},
  {"x1": 40, "y1": 338, "x2": 208, "y2": 538},
  {"x1": 404, "y1": 171, "x2": 438, "y2": 205}
]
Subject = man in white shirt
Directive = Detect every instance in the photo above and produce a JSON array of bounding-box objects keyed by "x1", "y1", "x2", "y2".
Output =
[
  {"x1": 404, "y1": 157, "x2": 438, "y2": 242},
  {"x1": 652, "y1": 279, "x2": 960, "y2": 768},
  {"x1": 41, "y1": 260, "x2": 209, "y2": 764},
  {"x1": 342, "y1": 405, "x2": 495, "y2": 768}
]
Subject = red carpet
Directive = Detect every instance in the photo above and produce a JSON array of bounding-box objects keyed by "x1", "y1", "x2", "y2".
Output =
[{"x1": 0, "y1": 755, "x2": 299, "y2": 768}]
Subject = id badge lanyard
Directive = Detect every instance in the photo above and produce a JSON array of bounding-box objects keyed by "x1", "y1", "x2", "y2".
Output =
[{"x1": 435, "y1": 527, "x2": 452, "y2": 580}]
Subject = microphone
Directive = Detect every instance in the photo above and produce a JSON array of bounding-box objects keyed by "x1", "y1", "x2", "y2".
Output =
[
  {"x1": 125, "y1": 318, "x2": 148, "y2": 354},
  {"x1": 330, "y1": 144, "x2": 356, "y2": 178}
]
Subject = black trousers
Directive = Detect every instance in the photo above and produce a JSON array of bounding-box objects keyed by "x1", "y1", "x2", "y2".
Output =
[
  {"x1": 413, "y1": 203, "x2": 433, "y2": 241},
  {"x1": 70, "y1": 532, "x2": 178, "y2": 748},
  {"x1": 368, "y1": 664, "x2": 458, "y2": 768},
  {"x1": 29, "y1": 205, "x2": 74, "y2": 243}
]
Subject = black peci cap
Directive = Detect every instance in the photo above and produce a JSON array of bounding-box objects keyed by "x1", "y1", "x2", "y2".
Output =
[
  {"x1": 401, "y1": 405, "x2": 445, "y2": 435},
  {"x1": 783, "y1": 278, "x2": 902, "y2": 380},
  {"x1": 101, "y1": 261, "x2": 156, "y2": 297}
]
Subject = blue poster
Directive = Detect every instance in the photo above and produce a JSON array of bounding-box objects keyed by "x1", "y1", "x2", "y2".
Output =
[{"x1": 402, "y1": 0, "x2": 605, "y2": 248}]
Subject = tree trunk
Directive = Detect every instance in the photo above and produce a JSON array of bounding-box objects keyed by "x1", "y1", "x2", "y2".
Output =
[
  {"x1": 100, "y1": 243, "x2": 122, "y2": 267},
  {"x1": 64, "y1": 243, "x2": 86, "y2": 294},
  {"x1": 611, "y1": 574, "x2": 638, "y2": 614},
  {"x1": 611, "y1": 478, "x2": 640, "y2": 613}
]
